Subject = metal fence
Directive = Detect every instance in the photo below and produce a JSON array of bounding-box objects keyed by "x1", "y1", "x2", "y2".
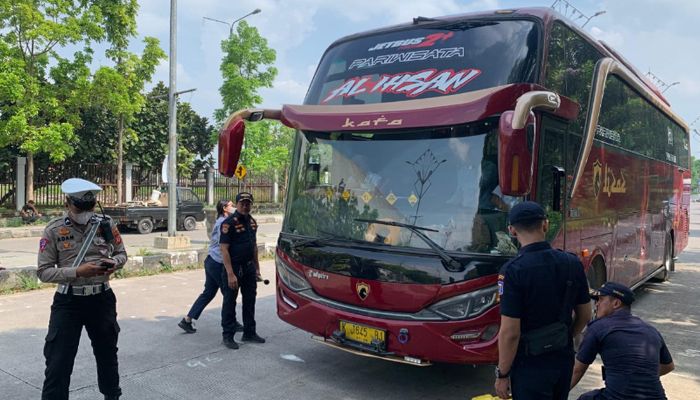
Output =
[{"x1": 0, "y1": 159, "x2": 281, "y2": 208}]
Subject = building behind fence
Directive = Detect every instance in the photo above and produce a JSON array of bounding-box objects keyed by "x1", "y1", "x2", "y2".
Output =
[{"x1": 0, "y1": 158, "x2": 282, "y2": 209}]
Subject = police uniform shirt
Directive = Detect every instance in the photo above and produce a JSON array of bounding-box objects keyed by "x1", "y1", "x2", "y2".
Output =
[
  {"x1": 219, "y1": 211, "x2": 258, "y2": 265},
  {"x1": 37, "y1": 215, "x2": 127, "y2": 284},
  {"x1": 499, "y1": 242, "x2": 590, "y2": 359},
  {"x1": 576, "y1": 308, "x2": 673, "y2": 400}
]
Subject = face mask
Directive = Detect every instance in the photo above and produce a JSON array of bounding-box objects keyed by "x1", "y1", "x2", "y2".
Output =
[{"x1": 70, "y1": 211, "x2": 94, "y2": 225}]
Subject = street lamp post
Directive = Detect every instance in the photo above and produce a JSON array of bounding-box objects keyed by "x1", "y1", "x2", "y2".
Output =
[
  {"x1": 582, "y1": 10, "x2": 606, "y2": 27},
  {"x1": 203, "y1": 8, "x2": 261, "y2": 37},
  {"x1": 167, "y1": 0, "x2": 177, "y2": 237},
  {"x1": 662, "y1": 81, "x2": 680, "y2": 94}
]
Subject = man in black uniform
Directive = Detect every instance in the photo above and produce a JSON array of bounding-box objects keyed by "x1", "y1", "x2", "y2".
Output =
[
  {"x1": 37, "y1": 178, "x2": 127, "y2": 400},
  {"x1": 571, "y1": 282, "x2": 674, "y2": 399},
  {"x1": 219, "y1": 192, "x2": 266, "y2": 349},
  {"x1": 494, "y1": 201, "x2": 591, "y2": 399}
]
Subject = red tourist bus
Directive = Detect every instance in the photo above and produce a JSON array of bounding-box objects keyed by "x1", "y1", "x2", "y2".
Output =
[{"x1": 219, "y1": 7, "x2": 690, "y2": 365}]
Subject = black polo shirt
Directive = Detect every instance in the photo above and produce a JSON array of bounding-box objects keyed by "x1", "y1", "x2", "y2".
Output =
[
  {"x1": 577, "y1": 309, "x2": 672, "y2": 400},
  {"x1": 219, "y1": 211, "x2": 258, "y2": 265},
  {"x1": 499, "y1": 241, "x2": 590, "y2": 361}
]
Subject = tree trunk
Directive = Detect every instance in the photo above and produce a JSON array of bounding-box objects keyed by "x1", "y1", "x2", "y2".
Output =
[
  {"x1": 117, "y1": 115, "x2": 124, "y2": 204},
  {"x1": 27, "y1": 152, "x2": 34, "y2": 202}
]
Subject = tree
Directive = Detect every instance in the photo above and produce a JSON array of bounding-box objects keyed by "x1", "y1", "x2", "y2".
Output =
[
  {"x1": 241, "y1": 120, "x2": 295, "y2": 194},
  {"x1": 214, "y1": 21, "x2": 278, "y2": 124},
  {"x1": 126, "y1": 82, "x2": 216, "y2": 178},
  {"x1": 0, "y1": 1, "x2": 108, "y2": 201},
  {"x1": 692, "y1": 156, "x2": 700, "y2": 193},
  {"x1": 90, "y1": 0, "x2": 166, "y2": 203}
]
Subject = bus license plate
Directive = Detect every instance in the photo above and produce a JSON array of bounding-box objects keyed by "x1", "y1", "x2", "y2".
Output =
[{"x1": 340, "y1": 320, "x2": 386, "y2": 346}]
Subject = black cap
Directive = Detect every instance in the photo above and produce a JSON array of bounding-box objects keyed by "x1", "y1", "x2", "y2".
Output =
[
  {"x1": 590, "y1": 282, "x2": 635, "y2": 305},
  {"x1": 236, "y1": 192, "x2": 254, "y2": 203},
  {"x1": 508, "y1": 201, "x2": 546, "y2": 225}
]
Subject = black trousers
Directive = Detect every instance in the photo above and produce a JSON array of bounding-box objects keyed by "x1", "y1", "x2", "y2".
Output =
[
  {"x1": 223, "y1": 260, "x2": 258, "y2": 336},
  {"x1": 510, "y1": 355, "x2": 574, "y2": 400},
  {"x1": 42, "y1": 290, "x2": 121, "y2": 400}
]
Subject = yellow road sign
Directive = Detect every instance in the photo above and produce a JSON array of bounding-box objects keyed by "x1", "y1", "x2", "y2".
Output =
[{"x1": 234, "y1": 165, "x2": 247, "y2": 179}]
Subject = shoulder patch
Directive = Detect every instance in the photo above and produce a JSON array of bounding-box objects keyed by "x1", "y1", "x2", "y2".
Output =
[
  {"x1": 222, "y1": 223, "x2": 230, "y2": 234},
  {"x1": 39, "y1": 237, "x2": 49, "y2": 252}
]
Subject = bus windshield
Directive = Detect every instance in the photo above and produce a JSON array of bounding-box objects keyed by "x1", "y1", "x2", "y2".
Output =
[
  {"x1": 305, "y1": 19, "x2": 539, "y2": 105},
  {"x1": 284, "y1": 119, "x2": 520, "y2": 255}
]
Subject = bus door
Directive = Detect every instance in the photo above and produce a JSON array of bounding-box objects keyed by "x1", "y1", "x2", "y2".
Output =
[{"x1": 536, "y1": 115, "x2": 578, "y2": 252}]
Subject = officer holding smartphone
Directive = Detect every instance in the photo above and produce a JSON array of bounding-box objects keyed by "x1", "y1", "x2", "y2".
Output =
[{"x1": 37, "y1": 178, "x2": 127, "y2": 400}]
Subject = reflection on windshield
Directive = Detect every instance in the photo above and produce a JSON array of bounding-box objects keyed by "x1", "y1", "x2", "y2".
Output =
[{"x1": 284, "y1": 121, "x2": 520, "y2": 255}]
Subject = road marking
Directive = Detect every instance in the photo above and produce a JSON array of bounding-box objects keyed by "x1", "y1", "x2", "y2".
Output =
[{"x1": 281, "y1": 354, "x2": 305, "y2": 363}]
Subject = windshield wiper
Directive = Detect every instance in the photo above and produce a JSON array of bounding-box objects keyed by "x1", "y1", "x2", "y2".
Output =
[
  {"x1": 355, "y1": 219, "x2": 463, "y2": 272},
  {"x1": 292, "y1": 230, "x2": 366, "y2": 250}
]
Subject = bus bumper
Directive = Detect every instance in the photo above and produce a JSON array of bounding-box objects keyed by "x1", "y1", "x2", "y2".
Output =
[{"x1": 276, "y1": 280, "x2": 500, "y2": 365}]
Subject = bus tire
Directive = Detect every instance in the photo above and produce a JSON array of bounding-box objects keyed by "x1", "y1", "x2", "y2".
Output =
[
  {"x1": 586, "y1": 257, "x2": 606, "y2": 290},
  {"x1": 653, "y1": 235, "x2": 673, "y2": 282},
  {"x1": 137, "y1": 218, "x2": 154, "y2": 234}
]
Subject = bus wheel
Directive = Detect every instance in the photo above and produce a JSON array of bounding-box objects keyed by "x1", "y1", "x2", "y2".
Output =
[
  {"x1": 586, "y1": 257, "x2": 606, "y2": 290},
  {"x1": 653, "y1": 236, "x2": 673, "y2": 282}
]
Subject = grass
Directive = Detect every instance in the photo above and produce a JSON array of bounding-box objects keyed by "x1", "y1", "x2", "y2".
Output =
[{"x1": 136, "y1": 248, "x2": 155, "y2": 256}]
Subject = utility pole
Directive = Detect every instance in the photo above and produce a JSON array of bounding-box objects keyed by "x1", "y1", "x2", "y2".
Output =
[{"x1": 168, "y1": 0, "x2": 178, "y2": 237}]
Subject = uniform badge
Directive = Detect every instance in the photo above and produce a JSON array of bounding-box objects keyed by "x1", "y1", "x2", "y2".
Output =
[
  {"x1": 39, "y1": 238, "x2": 49, "y2": 252},
  {"x1": 497, "y1": 274, "x2": 505, "y2": 296},
  {"x1": 63, "y1": 241, "x2": 72, "y2": 249},
  {"x1": 59, "y1": 227, "x2": 70, "y2": 236},
  {"x1": 112, "y1": 227, "x2": 122, "y2": 245},
  {"x1": 222, "y1": 223, "x2": 230, "y2": 234}
]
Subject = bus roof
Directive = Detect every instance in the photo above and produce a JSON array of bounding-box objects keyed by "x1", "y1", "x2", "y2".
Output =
[{"x1": 325, "y1": 7, "x2": 676, "y2": 118}]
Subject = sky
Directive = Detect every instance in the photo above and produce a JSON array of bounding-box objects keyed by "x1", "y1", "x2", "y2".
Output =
[{"x1": 110, "y1": 0, "x2": 700, "y2": 157}]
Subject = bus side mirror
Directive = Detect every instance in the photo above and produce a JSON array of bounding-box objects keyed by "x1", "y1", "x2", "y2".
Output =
[
  {"x1": 498, "y1": 110, "x2": 534, "y2": 196},
  {"x1": 218, "y1": 118, "x2": 245, "y2": 177}
]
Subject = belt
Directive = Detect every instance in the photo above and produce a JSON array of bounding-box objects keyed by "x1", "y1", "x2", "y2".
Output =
[{"x1": 56, "y1": 282, "x2": 111, "y2": 296}]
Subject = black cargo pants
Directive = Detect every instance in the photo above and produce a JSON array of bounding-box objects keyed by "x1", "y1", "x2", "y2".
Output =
[{"x1": 42, "y1": 290, "x2": 121, "y2": 400}]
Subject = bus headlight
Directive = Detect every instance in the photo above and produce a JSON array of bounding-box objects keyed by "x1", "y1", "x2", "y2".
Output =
[
  {"x1": 276, "y1": 254, "x2": 311, "y2": 292},
  {"x1": 428, "y1": 286, "x2": 499, "y2": 320}
]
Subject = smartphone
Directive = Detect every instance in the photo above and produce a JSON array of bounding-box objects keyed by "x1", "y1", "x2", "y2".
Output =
[{"x1": 99, "y1": 260, "x2": 115, "y2": 269}]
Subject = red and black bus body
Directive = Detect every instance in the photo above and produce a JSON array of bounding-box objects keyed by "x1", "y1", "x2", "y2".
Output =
[{"x1": 219, "y1": 7, "x2": 690, "y2": 365}]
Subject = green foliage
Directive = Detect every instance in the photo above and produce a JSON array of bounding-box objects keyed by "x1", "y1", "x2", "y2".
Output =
[
  {"x1": 214, "y1": 21, "x2": 278, "y2": 124},
  {"x1": 241, "y1": 120, "x2": 294, "y2": 175},
  {"x1": 126, "y1": 82, "x2": 216, "y2": 174},
  {"x1": 0, "y1": 0, "x2": 111, "y2": 161},
  {"x1": 692, "y1": 156, "x2": 700, "y2": 192}
]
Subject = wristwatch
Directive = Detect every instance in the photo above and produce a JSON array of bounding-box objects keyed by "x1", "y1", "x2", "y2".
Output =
[{"x1": 495, "y1": 366, "x2": 510, "y2": 379}]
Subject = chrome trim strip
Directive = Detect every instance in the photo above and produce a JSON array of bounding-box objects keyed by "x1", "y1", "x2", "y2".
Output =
[
  {"x1": 296, "y1": 289, "x2": 445, "y2": 321},
  {"x1": 512, "y1": 91, "x2": 561, "y2": 129}
]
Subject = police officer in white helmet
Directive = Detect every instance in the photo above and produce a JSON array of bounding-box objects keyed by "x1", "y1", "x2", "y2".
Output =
[{"x1": 37, "y1": 178, "x2": 127, "y2": 400}]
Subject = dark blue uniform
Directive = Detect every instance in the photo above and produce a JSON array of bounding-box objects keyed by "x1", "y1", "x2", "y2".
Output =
[
  {"x1": 576, "y1": 309, "x2": 673, "y2": 400},
  {"x1": 219, "y1": 211, "x2": 258, "y2": 336},
  {"x1": 499, "y1": 241, "x2": 590, "y2": 399}
]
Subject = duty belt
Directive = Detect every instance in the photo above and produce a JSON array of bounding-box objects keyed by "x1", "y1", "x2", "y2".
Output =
[{"x1": 56, "y1": 282, "x2": 111, "y2": 296}]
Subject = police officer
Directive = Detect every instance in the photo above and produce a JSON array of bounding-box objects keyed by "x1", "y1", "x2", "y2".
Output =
[
  {"x1": 219, "y1": 192, "x2": 266, "y2": 349},
  {"x1": 495, "y1": 201, "x2": 591, "y2": 400},
  {"x1": 570, "y1": 282, "x2": 674, "y2": 399},
  {"x1": 37, "y1": 178, "x2": 127, "y2": 400}
]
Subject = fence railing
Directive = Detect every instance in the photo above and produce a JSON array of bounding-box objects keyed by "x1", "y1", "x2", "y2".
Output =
[{"x1": 0, "y1": 159, "x2": 282, "y2": 208}]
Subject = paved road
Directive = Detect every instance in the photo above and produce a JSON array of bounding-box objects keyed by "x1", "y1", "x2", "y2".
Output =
[{"x1": 1, "y1": 208, "x2": 699, "y2": 399}]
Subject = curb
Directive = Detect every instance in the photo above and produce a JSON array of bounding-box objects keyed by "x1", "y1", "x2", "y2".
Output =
[{"x1": 0, "y1": 243, "x2": 277, "y2": 293}]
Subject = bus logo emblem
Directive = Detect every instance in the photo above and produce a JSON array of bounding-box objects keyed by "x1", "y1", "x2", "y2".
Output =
[{"x1": 356, "y1": 282, "x2": 371, "y2": 301}]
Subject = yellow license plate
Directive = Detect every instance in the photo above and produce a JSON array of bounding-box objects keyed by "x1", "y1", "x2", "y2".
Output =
[{"x1": 340, "y1": 320, "x2": 386, "y2": 346}]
